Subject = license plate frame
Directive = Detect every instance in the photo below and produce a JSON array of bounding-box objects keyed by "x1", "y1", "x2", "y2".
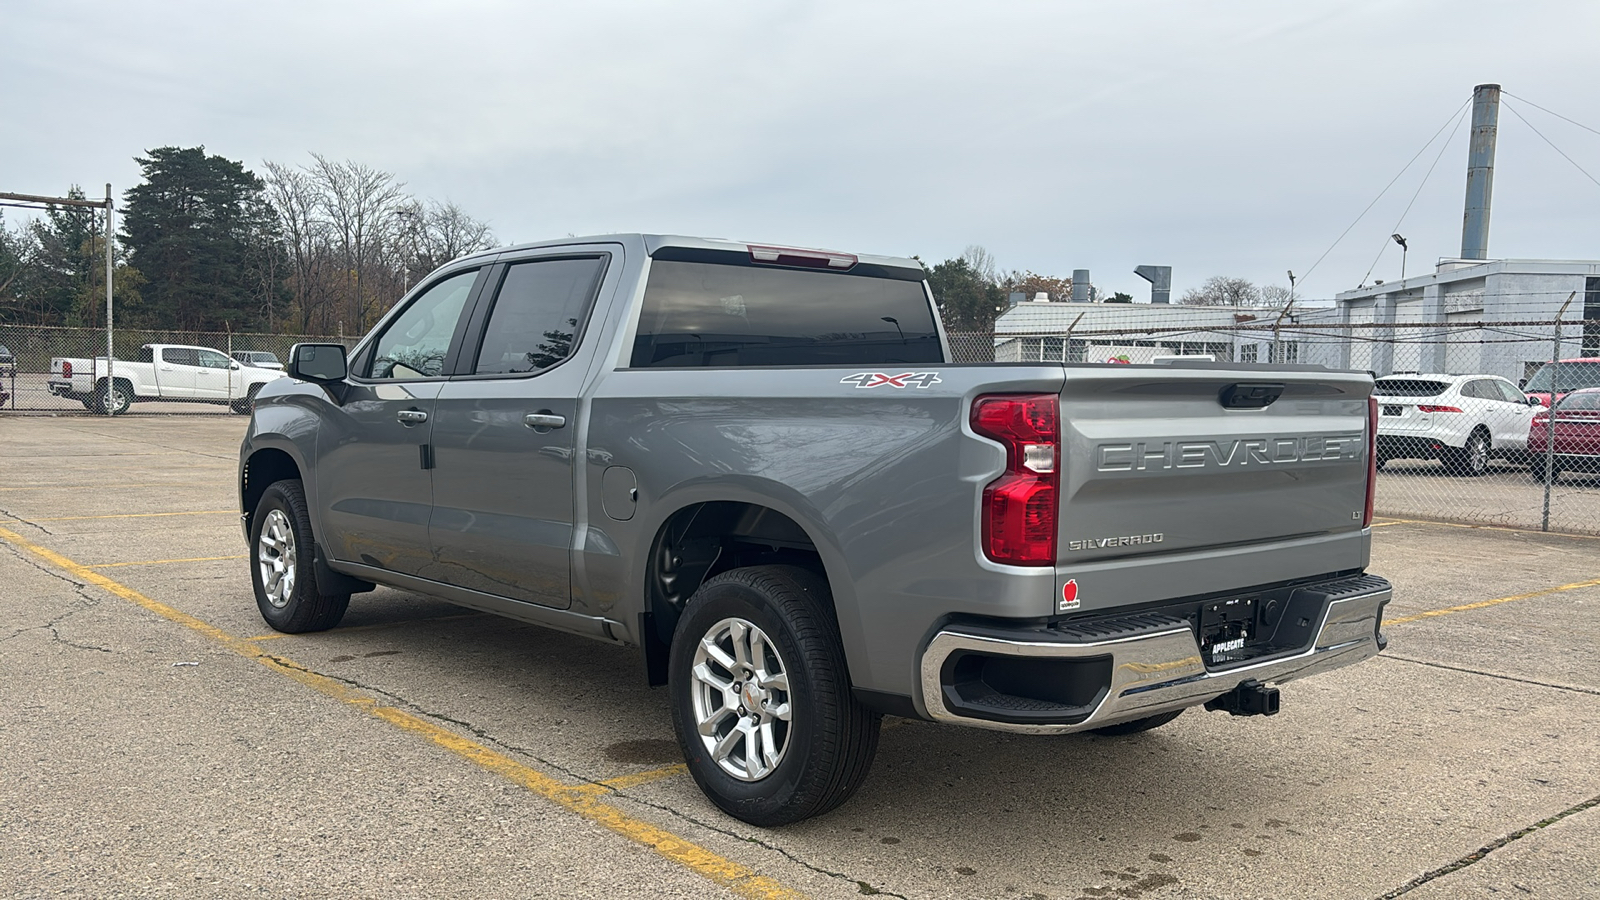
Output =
[{"x1": 1199, "y1": 596, "x2": 1258, "y2": 665}]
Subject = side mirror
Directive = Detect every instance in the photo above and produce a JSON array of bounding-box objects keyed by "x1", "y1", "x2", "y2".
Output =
[
  {"x1": 288, "y1": 343, "x2": 348, "y2": 384},
  {"x1": 229, "y1": 361, "x2": 241, "y2": 370}
]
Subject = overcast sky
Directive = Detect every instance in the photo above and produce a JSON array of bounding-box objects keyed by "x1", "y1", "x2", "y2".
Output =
[{"x1": 5, "y1": 0, "x2": 1599, "y2": 302}]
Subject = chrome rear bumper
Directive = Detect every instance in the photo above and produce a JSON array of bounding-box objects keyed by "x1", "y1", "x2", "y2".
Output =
[{"x1": 919, "y1": 580, "x2": 1390, "y2": 734}]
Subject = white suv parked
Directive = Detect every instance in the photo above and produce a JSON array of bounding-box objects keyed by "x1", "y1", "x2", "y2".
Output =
[{"x1": 1374, "y1": 373, "x2": 1541, "y2": 476}]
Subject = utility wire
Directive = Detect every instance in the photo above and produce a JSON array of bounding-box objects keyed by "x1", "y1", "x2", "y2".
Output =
[
  {"x1": 1295, "y1": 96, "x2": 1472, "y2": 292},
  {"x1": 1358, "y1": 102, "x2": 1470, "y2": 287},
  {"x1": 1501, "y1": 90, "x2": 1600, "y2": 141},
  {"x1": 1502, "y1": 99, "x2": 1600, "y2": 193}
]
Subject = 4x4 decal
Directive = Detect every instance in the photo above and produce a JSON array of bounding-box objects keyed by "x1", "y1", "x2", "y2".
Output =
[{"x1": 840, "y1": 372, "x2": 942, "y2": 389}]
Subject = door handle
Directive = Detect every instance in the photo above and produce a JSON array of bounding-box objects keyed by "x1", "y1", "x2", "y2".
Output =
[
  {"x1": 524, "y1": 413, "x2": 566, "y2": 429},
  {"x1": 397, "y1": 409, "x2": 429, "y2": 425}
]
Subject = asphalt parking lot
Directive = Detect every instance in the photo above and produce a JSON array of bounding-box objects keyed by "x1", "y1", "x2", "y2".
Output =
[{"x1": 3, "y1": 416, "x2": 1599, "y2": 899}]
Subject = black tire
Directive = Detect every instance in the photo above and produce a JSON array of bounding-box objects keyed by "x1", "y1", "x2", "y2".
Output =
[
  {"x1": 95, "y1": 379, "x2": 133, "y2": 416},
  {"x1": 1090, "y1": 709, "x2": 1184, "y2": 736},
  {"x1": 249, "y1": 479, "x2": 350, "y2": 633},
  {"x1": 1531, "y1": 459, "x2": 1560, "y2": 484},
  {"x1": 1444, "y1": 429, "x2": 1491, "y2": 477},
  {"x1": 668, "y1": 565, "x2": 881, "y2": 826},
  {"x1": 231, "y1": 383, "x2": 262, "y2": 416}
]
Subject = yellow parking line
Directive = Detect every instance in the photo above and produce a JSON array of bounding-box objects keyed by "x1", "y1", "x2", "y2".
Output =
[
  {"x1": 0, "y1": 525, "x2": 804, "y2": 900},
  {"x1": 88, "y1": 555, "x2": 247, "y2": 568},
  {"x1": 245, "y1": 612, "x2": 490, "y2": 641},
  {"x1": 1386, "y1": 577, "x2": 1600, "y2": 625},
  {"x1": 565, "y1": 764, "x2": 691, "y2": 796},
  {"x1": 0, "y1": 510, "x2": 236, "y2": 523}
]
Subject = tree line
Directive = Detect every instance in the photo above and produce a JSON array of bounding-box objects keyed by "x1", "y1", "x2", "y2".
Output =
[
  {"x1": 0, "y1": 148, "x2": 1291, "y2": 337},
  {"x1": 0, "y1": 146, "x2": 494, "y2": 334}
]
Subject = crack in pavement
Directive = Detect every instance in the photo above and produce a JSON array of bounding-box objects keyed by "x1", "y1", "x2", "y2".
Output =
[
  {"x1": 1375, "y1": 793, "x2": 1600, "y2": 898},
  {"x1": 616, "y1": 792, "x2": 911, "y2": 899},
  {"x1": 1382, "y1": 654, "x2": 1600, "y2": 697},
  {"x1": 0, "y1": 542, "x2": 105, "y2": 644},
  {"x1": 0, "y1": 502, "x2": 54, "y2": 535},
  {"x1": 260, "y1": 652, "x2": 907, "y2": 898}
]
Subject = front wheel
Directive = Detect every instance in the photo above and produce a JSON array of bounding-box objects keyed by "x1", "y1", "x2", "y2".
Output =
[
  {"x1": 669, "y1": 565, "x2": 881, "y2": 826},
  {"x1": 230, "y1": 383, "x2": 262, "y2": 415},
  {"x1": 250, "y1": 479, "x2": 350, "y2": 633}
]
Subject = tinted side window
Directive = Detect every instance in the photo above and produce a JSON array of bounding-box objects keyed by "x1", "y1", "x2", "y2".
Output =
[
  {"x1": 473, "y1": 257, "x2": 606, "y2": 376},
  {"x1": 162, "y1": 348, "x2": 198, "y2": 367},
  {"x1": 1492, "y1": 380, "x2": 1526, "y2": 403},
  {"x1": 368, "y1": 269, "x2": 479, "y2": 379},
  {"x1": 632, "y1": 261, "x2": 942, "y2": 368}
]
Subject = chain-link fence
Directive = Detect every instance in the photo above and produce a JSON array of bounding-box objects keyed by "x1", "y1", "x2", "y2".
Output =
[
  {"x1": 949, "y1": 309, "x2": 1600, "y2": 538},
  {"x1": 6, "y1": 313, "x2": 1596, "y2": 537},
  {"x1": 0, "y1": 324, "x2": 356, "y2": 415}
]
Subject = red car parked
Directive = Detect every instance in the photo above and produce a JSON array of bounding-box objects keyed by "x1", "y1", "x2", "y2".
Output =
[
  {"x1": 1522, "y1": 358, "x2": 1600, "y2": 407},
  {"x1": 1528, "y1": 387, "x2": 1600, "y2": 482}
]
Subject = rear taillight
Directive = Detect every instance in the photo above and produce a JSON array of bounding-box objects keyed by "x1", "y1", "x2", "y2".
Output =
[
  {"x1": 1417, "y1": 405, "x2": 1462, "y2": 413},
  {"x1": 62, "y1": 361, "x2": 72, "y2": 378},
  {"x1": 972, "y1": 393, "x2": 1059, "y2": 565},
  {"x1": 1365, "y1": 395, "x2": 1377, "y2": 528}
]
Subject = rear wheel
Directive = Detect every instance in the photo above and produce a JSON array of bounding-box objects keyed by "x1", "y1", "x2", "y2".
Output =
[
  {"x1": 1445, "y1": 429, "x2": 1491, "y2": 476},
  {"x1": 1531, "y1": 458, "x2": 1561, "y2": 484},
  {"x1": 95, "y1": 379, "x2": 133, "y2": 416},
  {"x1": 669, "y1": 565, "x2": 880, "y2": 826},
  {"x1": 1090, "y1": 709, "x2": 1184, "y2": 736},
  {"x1": 250, "y1": 479, "x2": 349, "y2": 633}
]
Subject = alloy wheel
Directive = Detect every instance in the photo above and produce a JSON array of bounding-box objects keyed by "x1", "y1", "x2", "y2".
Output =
[
  {"x1": 256, "y1": 509, "x2": 297, "y2": 608},
  {"x1": 690, "y1": 616, "x2": 793, "y2": 782}
]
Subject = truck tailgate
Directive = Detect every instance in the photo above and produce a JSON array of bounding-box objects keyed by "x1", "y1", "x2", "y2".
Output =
[{"x1": 1058, "y1": 366, "x2": 1372, "y2": 566}]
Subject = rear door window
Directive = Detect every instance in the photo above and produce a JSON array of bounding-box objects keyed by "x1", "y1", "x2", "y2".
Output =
[
  {"x1": 472, "y1": 257, "x2": 607, "y2": 376},
  {"x1": 631, "y1": 260, "x2": 941, "y2": 368},
  {"x1": 162, "y1": 348, "x2": 199, "y2": 367}
]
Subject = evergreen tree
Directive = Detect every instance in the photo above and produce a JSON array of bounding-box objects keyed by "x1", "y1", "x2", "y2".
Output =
[
  {"x1": 121, "y1": 147, "x2": 283, "y2": 330},
  {"x1": 927, "y1": 257, "x2": 1006, "y2": 331}
]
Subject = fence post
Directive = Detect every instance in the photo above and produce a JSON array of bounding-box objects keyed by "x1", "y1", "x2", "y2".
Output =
[
  {"x1": 1541, "y1": 291, "x2": 1576, "y2": 532},
  {"x1": 104, "y1": 184, "x2": 114, "y2": 416}
]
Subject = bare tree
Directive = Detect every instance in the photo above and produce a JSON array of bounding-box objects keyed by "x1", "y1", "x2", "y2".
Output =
[
  {"x1": 262, "y1": 161, "x2": 332, "y2": 331},
  {"x1": 1258, "y1": 284, "x2": 1293, "y2": 307},
  {"x1": 310, "y1": 154, "x2": 407, "y2": 330},
  {"x1": 1180, "y1": 276, "x2": 1262, "y2": 307},
  {"x1": 960, "y1": 245, "x2": 999, "y2": 285}
]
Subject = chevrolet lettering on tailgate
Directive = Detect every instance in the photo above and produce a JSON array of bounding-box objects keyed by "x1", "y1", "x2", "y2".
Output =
[{"x1": 1096, "y1": 434, "x2": 1364, "y2": 472}]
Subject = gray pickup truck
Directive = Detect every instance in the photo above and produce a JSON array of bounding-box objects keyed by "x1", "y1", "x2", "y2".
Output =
[{"x1": 239, "y1": 234, "x2": 1391, "y2": 825}]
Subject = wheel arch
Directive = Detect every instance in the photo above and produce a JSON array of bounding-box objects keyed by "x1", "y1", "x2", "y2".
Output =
[
  {"x1": 241, "y1": 444, "x2": 305, "y2": 540},
  {"x1": 636, "y1": 491, "x2": 854, "y2": 688}
]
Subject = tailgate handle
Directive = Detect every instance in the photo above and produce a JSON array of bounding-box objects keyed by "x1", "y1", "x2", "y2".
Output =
[{"x1": 1220, "y1": 382, "x2": 1284, "y2": 409}]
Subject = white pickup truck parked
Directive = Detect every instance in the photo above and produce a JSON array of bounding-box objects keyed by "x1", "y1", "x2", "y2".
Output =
[{"x1": 49, "y1": 344, "x2": 286, "y2": 415}]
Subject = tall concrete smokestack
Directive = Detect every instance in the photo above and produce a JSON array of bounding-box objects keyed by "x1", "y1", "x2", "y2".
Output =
[{"x1": 1460, "y1": 83, "x2": 1500, "y2": 260}]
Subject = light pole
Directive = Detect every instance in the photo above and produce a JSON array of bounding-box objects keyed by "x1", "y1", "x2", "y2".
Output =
[{"x1": 1392, "y1": 234, "x2": 1408, "y2": 282}]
